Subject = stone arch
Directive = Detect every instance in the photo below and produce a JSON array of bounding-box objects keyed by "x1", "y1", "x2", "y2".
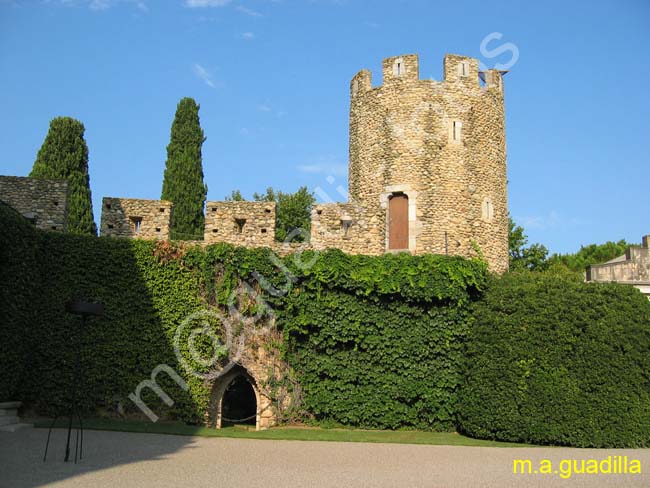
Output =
[{"x1": 207, "y1": 364, "x2": 262, "y2": 430}]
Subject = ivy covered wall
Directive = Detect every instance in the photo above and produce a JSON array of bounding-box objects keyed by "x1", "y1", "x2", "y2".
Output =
[{"x1": 0, "y1": 203, "x2": 487, "y2": 429}]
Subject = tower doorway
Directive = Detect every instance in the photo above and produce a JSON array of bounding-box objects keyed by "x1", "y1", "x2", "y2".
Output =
[{"x1": 388, "y1": 193, "x2": 409, "y2": 250}]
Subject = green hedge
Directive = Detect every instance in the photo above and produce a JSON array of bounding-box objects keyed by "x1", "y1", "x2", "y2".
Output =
[
  {"x1": 457, "y1": 271, "x2": 650, "y2": 448},
  {"x1": 0, "y1": 202, "x2": 41, "y2": 400}
]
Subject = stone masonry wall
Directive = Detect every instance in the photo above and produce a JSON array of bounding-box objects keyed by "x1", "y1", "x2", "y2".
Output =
[
  {"x1": 0, "y1": 175, "x2": 69, "y2": 232},
  {"x1": 100, "y1": 197, "x2": 172, "y2": 239},
  {"x1": 204, "y1": 201, "x2": 276, "y2": 247},
  {"x1": 310, "y1": 203, "x2": 381, "y2": 254},
  {"x1": 348, "y1": 54, "x2": 509, "y2": 272}
]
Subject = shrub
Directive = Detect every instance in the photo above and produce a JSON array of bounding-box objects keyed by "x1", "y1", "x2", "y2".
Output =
[{"x1": 457, "y1": 271, "x2": 650, "y2": 447}]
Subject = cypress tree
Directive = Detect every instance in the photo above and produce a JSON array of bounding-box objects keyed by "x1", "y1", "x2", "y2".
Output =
[
  {"x1": 161, "y1": 97, "x2": 208, "y2": 240},
  {"x1": 30, "y1": 117, "x2": 97, "y2": 236}
]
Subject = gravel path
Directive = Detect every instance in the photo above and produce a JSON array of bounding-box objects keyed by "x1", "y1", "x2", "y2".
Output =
[{"x1": 1, "y1": 428, "x2": 649, "y2": 487}]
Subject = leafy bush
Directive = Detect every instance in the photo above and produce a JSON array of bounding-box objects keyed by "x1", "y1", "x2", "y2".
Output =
[
  {"x1": 457, "y1": 271, "x2": 650, "y2": 447},
  {"x1": 0, "y1": 202, "x2": 40, "y2": 400}
]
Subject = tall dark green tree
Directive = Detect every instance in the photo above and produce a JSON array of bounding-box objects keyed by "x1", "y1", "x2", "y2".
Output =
[
  {"x1": 161, "y1": 97, "x2": 208, "y2": 240},
  {"x1": 30, "y1": 117, "x2": 97, "y2": 236}
]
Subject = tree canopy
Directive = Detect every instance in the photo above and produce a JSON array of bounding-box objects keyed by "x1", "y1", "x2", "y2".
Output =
[
  {"x1": 30, "y1": 116, "x2": 96, "y2": 236},
  {"x1": 161, "y1": 97, "x2": 208, "y2": 240},
  {"x1": 508, "y1": 218, "x2": 548, "y2": 271}
]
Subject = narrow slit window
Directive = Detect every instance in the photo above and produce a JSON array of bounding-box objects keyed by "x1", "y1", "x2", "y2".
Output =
[
  {"x1": 341, "y1": 220, "x2": 353, "y2": 238},
  {"x1": 452, "y1": 121, "x2": 462, "y2": 142},
  {"x1": 397, "y1": 62, "x2": 401, "y2": 75},
  {"x1": 482, "y1": 198, "x2": 494, "y2": 221},
  {"x1": 459, "y1": 61, "x2": 469, "y2": 78},
  {"x1": 130, "y1": 216, "x2": 143, "y2": 234}
]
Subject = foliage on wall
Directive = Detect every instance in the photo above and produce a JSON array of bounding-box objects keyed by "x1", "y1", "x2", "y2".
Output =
[{"x1": 0, "y1": 203, "x2": 486, "y2": 431}]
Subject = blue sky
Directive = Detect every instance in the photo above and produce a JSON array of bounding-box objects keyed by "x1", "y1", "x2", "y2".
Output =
[{"x1": 1, "y1": 0, "x2": 648, "y2": 254}]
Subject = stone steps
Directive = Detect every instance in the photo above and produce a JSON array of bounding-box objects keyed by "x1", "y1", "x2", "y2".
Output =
[
  {"x1": 0, "y1": 401, "x2": 32, "y2": 432},
  {"x1": 0, "y1": 415, "x2": 20, "y2": 426},
  {"x1": 0, "y1": 423, "x2": 32, "y2": 432}
]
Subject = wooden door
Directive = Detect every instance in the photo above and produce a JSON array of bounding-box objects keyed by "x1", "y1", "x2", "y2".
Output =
[{"x1": 388, "y1": 194, "x2": 408, "y2": 250}]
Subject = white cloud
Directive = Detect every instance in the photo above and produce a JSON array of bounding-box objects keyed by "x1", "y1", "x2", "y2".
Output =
[
  {"x1": 241, "y1": 31, "x2": 255, "y2": 40},
  {"x1": 50, "y1": 0, "x2": 148, "y2": 10},
  {"x1": 236, "y1": 5, "x2": 262, "y2": 16},
  {"x1": 517, "y1": 210, "x2": 585, "y2": 231},
  {"x1": 184, "y1": 0, "x2": 231, "y2": 7},
  {"x1": 193, "y1": 63, "x2": 216, "y2": 88},
  {"x1": 257, "y1": 103, "x2": 272, "y2": 112},
  {"x1": 297, "y1": 163, "x2": 348, "y2": 177},
  {"x1": 89, "y1": 0, "x2": 110, "y2": 9}
]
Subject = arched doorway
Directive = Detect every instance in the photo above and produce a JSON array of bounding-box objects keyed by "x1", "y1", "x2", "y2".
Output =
[
  {"x1": 221, "y1": 375, "x2": 257, "y2": 426},
  {"x1": 209, "y1": 364, "x2": 261, "y2": 430}
]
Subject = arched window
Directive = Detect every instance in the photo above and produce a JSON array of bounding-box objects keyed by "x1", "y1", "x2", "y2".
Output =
[{"x1": 392, "y1": 57, "x2": 405, "y2": 77}]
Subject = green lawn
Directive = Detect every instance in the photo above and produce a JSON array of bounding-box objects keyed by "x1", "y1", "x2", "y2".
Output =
[{"x1": 32, "y1": 418, "x2": 531, "y2": 447}]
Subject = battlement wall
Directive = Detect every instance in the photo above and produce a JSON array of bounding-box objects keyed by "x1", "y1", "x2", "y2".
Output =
[
  {"x1": 0, "y1": 175, "x2": 69, "y2": 232},
  {"x1": 100, "y1": 197, "x2": 172, "y2": 239},
  {"x1": 310, "y1": 203, "x2": 382, "y2": 255},
  {"x1": 204, "y1": 201, "x2": 276, "y2": 247}
]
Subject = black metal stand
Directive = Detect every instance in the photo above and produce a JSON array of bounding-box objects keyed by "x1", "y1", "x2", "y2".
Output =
[
  {"x1": 43, "y1": 301, "x2": 103, "y2": 463},
  {"x1": 43, "y1": 314, "x2": 85, "y2": 463}
]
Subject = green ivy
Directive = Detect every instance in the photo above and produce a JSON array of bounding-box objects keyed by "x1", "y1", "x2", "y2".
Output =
[{"x1": 0, "y1": 203, "x2": 487, "y2": 430}]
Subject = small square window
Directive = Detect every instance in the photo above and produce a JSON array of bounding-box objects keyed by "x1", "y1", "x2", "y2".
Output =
[
  {"x1": 159, "y1": 208, "x2": 165, "y2": 213},
  {"x1": 261, "y1": 228, "x2": 267, "y2": 234}
]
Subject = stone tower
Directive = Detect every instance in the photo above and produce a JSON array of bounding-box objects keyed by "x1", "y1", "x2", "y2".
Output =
[{"x1": 348, "y1": 53, "x2": 509, "y2": 273}]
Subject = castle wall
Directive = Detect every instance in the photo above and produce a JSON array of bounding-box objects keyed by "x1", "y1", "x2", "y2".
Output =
[
  {"x1": 100, "y1": 197, "x2": 172, "y2": 239},
  {"x1": 0, "y1": 175, "x2": 69, "y2": 232},
  {"x1": 348, "y1": 54, "x2": 509, "y2": 272},
  {"x1": 95, "y1": 53, "x2": 510, "y2": 272},
  {"x1": 204, "y1": 201, "x2": 276, "y2": 247},
  {"x1": 310, "y1": 202, "x2": 381, "y2": 254}
]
